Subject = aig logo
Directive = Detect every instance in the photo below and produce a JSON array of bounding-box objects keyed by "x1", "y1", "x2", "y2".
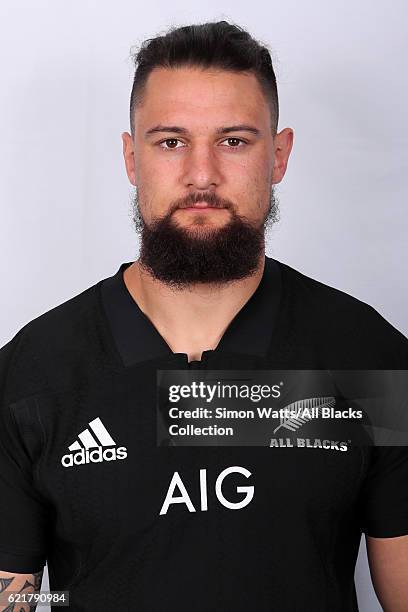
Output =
[{"x1": 159, "y1": 466, "x2": 254, "y2": 515}]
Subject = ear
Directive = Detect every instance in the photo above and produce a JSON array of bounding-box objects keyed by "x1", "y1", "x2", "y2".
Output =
[
  {"x1": 121, "y1": 132, "x2": 137, "y2": 186},
  {"x1": 272, "y1": 128, "x2": 294, "y2": 184}
]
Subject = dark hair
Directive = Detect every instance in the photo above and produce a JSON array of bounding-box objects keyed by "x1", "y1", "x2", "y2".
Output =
[{"x1": 129, "y1": 21, "x2": 279, "y2": 137}]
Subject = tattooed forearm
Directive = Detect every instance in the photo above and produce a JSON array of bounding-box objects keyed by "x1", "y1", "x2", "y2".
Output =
[{"x1": 0, "y1": 570, "x2": 43, "y2": 612}]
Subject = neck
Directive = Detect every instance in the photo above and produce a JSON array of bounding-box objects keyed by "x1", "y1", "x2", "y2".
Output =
[{"x1": 123, "y1": 251, "x2": 266, "y2": 361}]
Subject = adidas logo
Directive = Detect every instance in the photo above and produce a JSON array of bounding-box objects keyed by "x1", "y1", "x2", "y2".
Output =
[{"x1": 61, "y1": 417, "x2": 127, "y2": 468}]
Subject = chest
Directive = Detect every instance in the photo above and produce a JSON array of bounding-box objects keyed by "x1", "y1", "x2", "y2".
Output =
[{"x1": 26, "y1": 367, "x2": 367, "y2": 544}]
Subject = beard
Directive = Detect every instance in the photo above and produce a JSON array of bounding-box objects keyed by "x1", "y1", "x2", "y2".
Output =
[{"x1": 130, "y1": 187, "x2": 279, "y2": 290}]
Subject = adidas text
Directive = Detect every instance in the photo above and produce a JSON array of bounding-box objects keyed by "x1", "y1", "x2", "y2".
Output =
[{"x1": 61, "y1": 446, "x2": 128, "y2": 467}]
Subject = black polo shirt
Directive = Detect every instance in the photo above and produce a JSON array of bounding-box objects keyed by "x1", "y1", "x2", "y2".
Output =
[{"x1": 0, "y1": 255, "x2": 407, "y2": 611}]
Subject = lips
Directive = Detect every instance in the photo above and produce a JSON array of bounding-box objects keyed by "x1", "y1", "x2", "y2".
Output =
[{"x1": 181, "y1": 202, "x2": 223, "y2": 209}]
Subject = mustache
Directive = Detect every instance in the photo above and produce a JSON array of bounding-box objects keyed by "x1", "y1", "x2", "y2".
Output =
[{"x1": 170, "y1": 192, "x2": 234, "y2": 211}]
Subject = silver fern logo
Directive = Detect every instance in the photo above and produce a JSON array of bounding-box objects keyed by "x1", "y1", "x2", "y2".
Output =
[{"x1": 272, "y1": 396, "x2": 336, "y2": 434}]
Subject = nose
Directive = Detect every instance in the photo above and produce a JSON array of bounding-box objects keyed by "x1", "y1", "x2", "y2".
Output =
[{"x1": 182, "y1": 144, "x2": 222, "y2": 191}]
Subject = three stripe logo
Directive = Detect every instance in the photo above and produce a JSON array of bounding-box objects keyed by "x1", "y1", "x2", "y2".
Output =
[
  {"x1": 68, "y1": 417, "x2": 116, "y2": 451},
  {"x1": 61, "y1": 417, "x2": 128, "y2": 468}
]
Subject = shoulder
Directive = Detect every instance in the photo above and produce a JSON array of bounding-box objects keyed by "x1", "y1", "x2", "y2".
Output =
[
  {"x1": 277, "y1": 260, "x2": 408, "y2": 367},
  {"x1": 0, "y1": 279, "x2": 106, "y2": 404}
]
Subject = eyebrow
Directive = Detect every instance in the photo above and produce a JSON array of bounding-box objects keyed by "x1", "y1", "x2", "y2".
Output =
[{"x1": 144, "y1": 124, "x2": 261, "y2": 137}]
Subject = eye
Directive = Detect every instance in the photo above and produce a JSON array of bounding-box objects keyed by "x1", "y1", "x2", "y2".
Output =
[
  {"x1": 158, "y1": 138, "x2": 186, "y2": 150},
  {"x1": 220, "y1": 137, "x2": 247, "y2": 148}
]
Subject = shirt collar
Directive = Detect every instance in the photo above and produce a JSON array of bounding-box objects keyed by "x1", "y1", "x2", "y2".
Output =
[{"x1": 100, "y1": 255, "x2": 282, "y2": 367}]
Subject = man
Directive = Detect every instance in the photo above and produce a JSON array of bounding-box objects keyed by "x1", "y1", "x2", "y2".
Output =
[{"x1": 0, "y1": 20, "x2": 407, "y2": 612}]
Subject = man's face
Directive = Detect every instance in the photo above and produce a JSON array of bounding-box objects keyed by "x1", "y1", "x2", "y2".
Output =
[{"x1": 122, "y1": 66, "x2": 293, "y2": 288}]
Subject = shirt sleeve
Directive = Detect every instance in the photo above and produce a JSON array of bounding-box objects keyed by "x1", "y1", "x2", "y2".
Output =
[
  {"x1": 0, "y1": 334, "x2": 50, "y2": 573},
  {"x1": 357, "y1": 445, "x2": 408, "y2": 538},
  {"x1": 354, "y1": 306, "x2": 408, "y2": 537}
]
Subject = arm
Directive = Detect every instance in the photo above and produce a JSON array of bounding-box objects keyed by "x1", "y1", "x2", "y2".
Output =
[
  {"x1": 366, "y1": 534, "x2": 408, "y2": 611},
  {"x1": 0, "y1": 569, "x2": 43, "y2": 612}
]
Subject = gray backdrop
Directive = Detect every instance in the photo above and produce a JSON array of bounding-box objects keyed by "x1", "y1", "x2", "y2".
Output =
[{"x1": 1, "y1": 1, "x2": 407, "y2": 610}]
